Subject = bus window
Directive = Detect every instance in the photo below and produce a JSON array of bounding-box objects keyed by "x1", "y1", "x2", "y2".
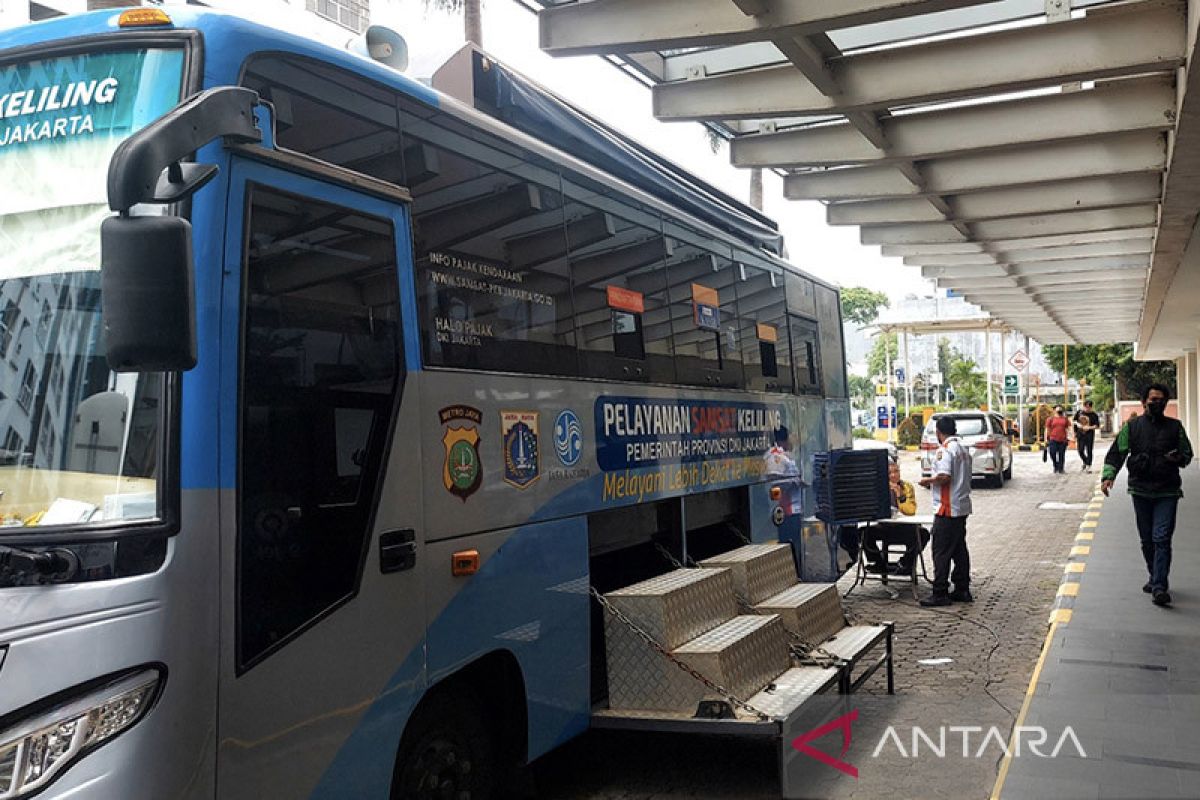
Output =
[
  {"x1": 241, "y1": 55, "x2": 407, "y2": 183},
  {"x1": 736, "y1": 259, "x2": 791, "y2": 393},
  {"x1": 561, "y1": 176, "x2": 674, "y2": 383},
  {"x1": 237, "y1": 186, "x2": 401, "y2": 670},
  {"x1": 815, "y1": 284, "x2": 848, "y2": 398},
  {"x1": 403, "y1": 116, "x2": 578, "y2": 376},
  {"x1": 784, "y1": 271, "x2": 817, "y2": 319},
  {"x1": 789, "y1": 315, "x2": 821, "y2": 395},
  {"x1": 663, "y1": 225, "x2": 743, "y2": 389}
]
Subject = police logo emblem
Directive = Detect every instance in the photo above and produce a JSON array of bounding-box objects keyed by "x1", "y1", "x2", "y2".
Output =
[
  {"x1": 439, "y1": 406, "x2": 483, "y2": 501},
  {"x1": 502, "y1": 410, "x2": 540, "y2": 489}
]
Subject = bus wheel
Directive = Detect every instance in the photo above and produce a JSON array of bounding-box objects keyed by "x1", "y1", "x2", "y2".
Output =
[{"x1": 392, "y1": 694, "x2": 495, "y2": 800}]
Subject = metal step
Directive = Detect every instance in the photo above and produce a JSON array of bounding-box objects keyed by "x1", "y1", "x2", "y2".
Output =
[
  {"x1": 604, "y1": 567, "x2": 736, "y2": 649},
  {"x1": 604, "y1": 567, "x2": 738, "y2": 712},
  {"x1": 606, "y1": 612, "x2": 790, "y2": 712},
  {"x1": 754, "y1": 583, "x2": 846, "y2": 646},
  {"x1": 591, "y1": 665, "x2": 841, "y2": 731},
  {"x1": 674, "y1": 615, "x2": 792, "y2": 705},
  {"x1": 698, "y1": 543, "x2": 797, "y2": 605}
]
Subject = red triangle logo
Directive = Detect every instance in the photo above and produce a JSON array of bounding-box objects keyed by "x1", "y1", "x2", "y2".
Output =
[{"x1": 791, "y1": 709, "x2": 859, "y2": 778}]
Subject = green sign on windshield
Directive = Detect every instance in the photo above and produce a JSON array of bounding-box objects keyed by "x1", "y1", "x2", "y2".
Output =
[
  {"x1": 0, "y1": 49, "x2": 185, "y2": 278},
  {"x1": 0, "y1": 49, "x2": 183, "y2": 153}
]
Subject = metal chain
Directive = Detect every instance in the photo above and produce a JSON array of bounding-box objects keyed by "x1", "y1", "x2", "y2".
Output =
[
  {"x1": 590, "y1": 586, "x2": 771, "y2": 721},
  {"x1": 726, "y1": 522, "x2": 752, "y2": 545},
  {"x1": 731, "y1": 591, "x2": 843, "y2": 669},
  {"x1": 654, "y1": 542, "x2": 690, "y2": 570}
]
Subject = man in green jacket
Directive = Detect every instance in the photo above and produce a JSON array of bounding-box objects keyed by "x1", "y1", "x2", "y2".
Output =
[{"x1": 1102, "y1": 383, "x2": 1194, "y2": 606}]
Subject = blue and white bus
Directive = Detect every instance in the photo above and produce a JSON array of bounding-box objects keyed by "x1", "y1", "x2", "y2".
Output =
[{"x1": 0, "y1": 7, "x2": 876, "y2": 799}]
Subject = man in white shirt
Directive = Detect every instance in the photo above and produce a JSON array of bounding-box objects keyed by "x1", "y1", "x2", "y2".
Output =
[{"x1": 917, "y1": 416, "x2": 974, "y2": 606}]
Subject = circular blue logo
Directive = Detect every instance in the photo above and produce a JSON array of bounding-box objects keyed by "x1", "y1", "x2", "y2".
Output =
[{"x1": 554, "y1": 409, "x2": 583, "y2": 467}]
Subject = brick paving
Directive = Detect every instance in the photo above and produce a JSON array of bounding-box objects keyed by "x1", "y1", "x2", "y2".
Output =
[{"x1": 531, "y1": 448, "x2": 1099, "y2": 799}]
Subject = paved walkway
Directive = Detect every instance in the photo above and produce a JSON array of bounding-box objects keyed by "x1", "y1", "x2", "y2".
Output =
[{"x1": 996, "y1": 465, "x2": 1200, "y2": 800}]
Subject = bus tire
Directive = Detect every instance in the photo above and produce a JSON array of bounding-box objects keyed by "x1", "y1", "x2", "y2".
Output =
[{"x1": 392, "y1": 693, "x2": 495, "y2": 800}]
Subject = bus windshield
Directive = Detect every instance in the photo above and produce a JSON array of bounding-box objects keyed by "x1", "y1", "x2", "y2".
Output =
[{"x1": 0, "y1": 47, "x2": 184, "y2": 529}]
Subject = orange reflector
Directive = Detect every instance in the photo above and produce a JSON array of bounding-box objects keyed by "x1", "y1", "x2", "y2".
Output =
[
  {"x1": 452, "y1": 550, "x2": 480, "y2": 576},
  {"x1": 770, "y1": 486, "x2": 782, "y2": 501},
  {"x1": 118, "y1": 8, "x2": 172, "y2": 27}
]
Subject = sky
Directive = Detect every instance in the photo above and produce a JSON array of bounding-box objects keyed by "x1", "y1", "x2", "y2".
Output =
[{"x1": 369, "y1": 0, "x2": 935, "y2": 302}]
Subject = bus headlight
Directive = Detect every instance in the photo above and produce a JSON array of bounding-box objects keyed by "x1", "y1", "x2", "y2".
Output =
[{"x1": 0, "y1": 667, "x2": 163, "y2": 798}]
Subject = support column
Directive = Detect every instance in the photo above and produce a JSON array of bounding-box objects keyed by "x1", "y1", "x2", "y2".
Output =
[
  {"x1": 1000, "y1": 331, "x2": 1008, "y2": 416},
  {"x1": 1188, "y1": 350, "x2": 1200, "y2": 446},
  {"x1": 1176, "y1": 356, "x2": 1190, "y2": 434},
  {"x1": 903, "y1": 329, "x2": 912, "y2": 420},
  {"x1": 886, "y1": 335, "x2": 895, "y2": 444},
  {"x1": 985, "y1": 327, "x2": 994, "y2": 411}
]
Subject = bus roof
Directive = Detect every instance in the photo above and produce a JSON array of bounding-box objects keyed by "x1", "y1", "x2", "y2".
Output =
[{"x1": 0, "y1": 7, "x2": 836, "y2": 292}]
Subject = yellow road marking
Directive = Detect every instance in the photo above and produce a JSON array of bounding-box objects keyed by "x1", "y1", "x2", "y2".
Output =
[
  {"x1": 1070, "y1": 546, "x2": 1091, "y2": 557},
  {"x1": 992, "y1": 617, "x2": 1064, "y2": 799},
  {"x1": 1080, "y1": 521, "x2": 1098, "y2": 529},
  {"x1": 1076, "y1": 532, "x2": 1094, "y2": 542},
  {"x1": 1058, "y1": 583, "x2": 1080, "y2": 597},
  {"x1": 1066, "y1": 563, "x2": 1086, "y2": 573}
]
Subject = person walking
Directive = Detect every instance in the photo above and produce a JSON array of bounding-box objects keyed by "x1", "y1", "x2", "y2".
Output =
[
  {"x1": 1045, "y1": 405, "x2": 1071, "y2": 474},
  {"x1": 1074, "y1": 400, "x2": 1101, "y2": 473},
  {"x1": 1101, "y1": 384, "x2": 1193, "y2": 607},
  {"x1": 918, "y1": 416, "x2": 973, "y2": 606}
]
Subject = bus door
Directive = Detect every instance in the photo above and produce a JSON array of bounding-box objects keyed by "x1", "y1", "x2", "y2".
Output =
[{"x1": 216, "y1": 156, "x2": 426, "y2": 799}]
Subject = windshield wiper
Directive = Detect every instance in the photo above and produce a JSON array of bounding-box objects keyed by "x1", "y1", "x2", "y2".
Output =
[{"x1": 0, "y1": 544, "x2": 79, "y2": 583}]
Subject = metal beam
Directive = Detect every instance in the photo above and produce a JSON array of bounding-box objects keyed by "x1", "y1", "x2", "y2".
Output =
[
  {"x1": 731, "y1": 77, "x2": 1175, "y2": 167},
  {"x1": 970, "y1": 205, "x2": 1160, "y2": 241},
  {"x1": 1011, "y1": 257, "x2": 1149, "y2": 275},
  {"x1": 886, "y1": 227, "x2": 1159, "y2": 257},
  {"x1": 829, "y1": 174, "x2": 1162, "y2": 225},
  {"x1": 861, "y1": 222, "x2": 968, "y2": 245},
  {"x1": 539, "y1": 0, "x2": 1001, "y2": 57},
  {"x1": 921, "y1": 265, "x2": 1010, "y2": 279},
  {"x1": 654, "y1": 2, "x2": 1186, "y2": 120},
  {"x1": 1000, "y1": 239, "x2": 1154, "y2": 264},
  {"x1": 787, "y1": 131, "x2": 1166, "y2": 200},
  {"x1": 881, "y1": 242, "x2": 986, "y2": 257}
]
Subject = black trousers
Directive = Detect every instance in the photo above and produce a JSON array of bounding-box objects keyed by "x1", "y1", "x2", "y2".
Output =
[
  {"x1": 930, "y1": 515, "x2": 970, "y2": 594},
  {"x1": 1077, "y1": 432, "x2": 1095, "y2": 466}
]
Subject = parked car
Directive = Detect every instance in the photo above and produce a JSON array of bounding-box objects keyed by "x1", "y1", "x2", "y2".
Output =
[
  {"x1": 852, "y1": 437, "x2": 898, "y2": 463},
  {"x1": 920, "y1": 411, "x2": 1014, "y2": 488}
]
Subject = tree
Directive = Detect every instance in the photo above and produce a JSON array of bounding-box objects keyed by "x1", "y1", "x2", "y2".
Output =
[
  {"x1": 867, "y1": 332, "x2": 898, "y2": 383},
  {"x1": 944, "y1": 345, "x2": 986, "y2": 409},
  {"x1": 424, "y1": 0, "x2": 483, "y2": 47},
  {"x1": 848, "y1": 375, "x2": 874, "y2": 412},
  {"x1": 841, "y1": 287, "x2": 890, "y2": 327},
  {"x1": 1041, "y1": 343, "x2": 1176, "y2": 409}
]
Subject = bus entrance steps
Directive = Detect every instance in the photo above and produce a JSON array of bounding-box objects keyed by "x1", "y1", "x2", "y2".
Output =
[
  {"x1": 598, "y1": 543, "x2": 893, "y2": 716},
  {"x1": 595, "y1": 543, "x2": 892, "y2": 798}
]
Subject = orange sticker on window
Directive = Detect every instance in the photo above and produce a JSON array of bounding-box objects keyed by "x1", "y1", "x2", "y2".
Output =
[
  {"x1": 757, "y1": 323, "x2": 778, "y2": 343},
  {"x1": 606, "y1": 285, "x2": 644, "y2": 314},
  {"x1": 691, "y1": 283, "x2": 719, "y2": 306}
]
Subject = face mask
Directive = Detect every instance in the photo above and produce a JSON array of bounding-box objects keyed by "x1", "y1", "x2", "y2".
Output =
[{"x1": 1147, "y1": 400, "x2": 1166, "y2": 417}]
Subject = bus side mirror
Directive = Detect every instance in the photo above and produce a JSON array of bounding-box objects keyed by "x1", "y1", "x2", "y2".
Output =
[
  {"x1": 101, "y1": 86, "x2": 261, "y2": 373},
  {"x1": 101, "y1": 215, "x2": 197, "y2": 372}
]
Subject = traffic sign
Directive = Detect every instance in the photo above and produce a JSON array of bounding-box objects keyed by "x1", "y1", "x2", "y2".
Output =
[
  {"x1": 930, "y1": 371, "x2": 943, "y2": 386},
  {"x1": 1004, "y1": 374, "x2": 1019, "y2": 393},
  {"x1": 1008, "y1": 349, "x2": 1029, "y2": 371},
  {"x1": 875, "y1": 383, "x2": 889, "y2": 396},
  {"x1": 895, "y1": 367, "x2": 906, "y2": 384}
]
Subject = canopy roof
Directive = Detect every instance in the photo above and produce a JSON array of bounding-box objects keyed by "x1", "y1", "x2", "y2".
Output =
[{"x1": 521, "y1": 0, "x2": 1200, "y2": 352}]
